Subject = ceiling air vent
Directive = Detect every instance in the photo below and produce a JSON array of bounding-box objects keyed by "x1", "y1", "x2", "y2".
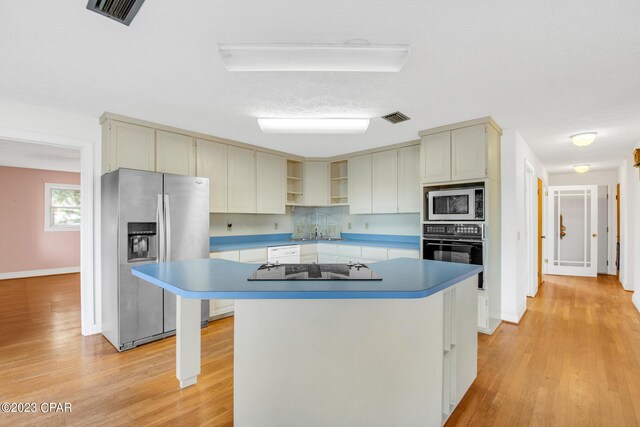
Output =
[
  {"x1": 87, "y1": 0, "x2": 146, "y2": 26},
  {"x1": 381, "y1": 111, "x2": 410, "y2": 124}
]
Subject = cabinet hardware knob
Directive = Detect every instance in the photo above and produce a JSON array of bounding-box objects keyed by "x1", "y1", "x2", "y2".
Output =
[{"x1": 592, "y1": 233, "x2": 598, "y2": 237}]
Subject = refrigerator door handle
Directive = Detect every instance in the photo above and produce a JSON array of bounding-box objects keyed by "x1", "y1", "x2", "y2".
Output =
[
  {"x1": 157, "y1": 194, "x2": 165, "y2": 263},
  {"x1": 164, "y1": 195, "x2": 171, "y2": 261}
]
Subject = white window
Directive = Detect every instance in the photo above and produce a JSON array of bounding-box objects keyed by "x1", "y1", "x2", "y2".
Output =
[{"x1": 44, "y1": 183, "x2": 81, "y2": 231}]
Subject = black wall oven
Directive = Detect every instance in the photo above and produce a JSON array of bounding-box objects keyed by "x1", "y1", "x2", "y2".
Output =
[{"x1": 423, "y1": 224, "x2": 484, "y2": 289}]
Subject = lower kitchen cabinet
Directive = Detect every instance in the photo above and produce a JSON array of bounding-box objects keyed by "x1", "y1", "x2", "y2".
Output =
[
  {"x1": 300, "y1": 254, "x2": 318, "y2": 264},
  {"x1": 209, "y1": 248, "x2": 267, "y2": 318},
  {"x1": 387, "y1": 248, "x2": 420, "y2": 259}
]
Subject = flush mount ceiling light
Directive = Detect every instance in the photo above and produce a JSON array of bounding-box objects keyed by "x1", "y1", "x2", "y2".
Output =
[
  {"x1": 218, "y1": 43, "x2": 410, "y2": 72},
  {"x1": 258, "y1": 118, "x2": 370, "y2": 134},
  {"x1": 570, "y1": 132, "x2": 597, "y2": 147},
  {"x1": 573, "y1": 165, "x2": 590, "y2": 174}
]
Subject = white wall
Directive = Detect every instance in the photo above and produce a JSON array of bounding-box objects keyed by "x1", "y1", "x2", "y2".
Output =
[
  {"x1": 549, "y1": 170, "x2": 618, "y2": 275},
  {"x1": 340, "y1": 211, "x2": 421, "y2": 236},
  {"x1": 210, "y1": 208, "x2": 421, "y2": 237},
  {"x1": 210, "y1": 211, "x2": 293, "y2": 236},
  {"x1": 501, "y1": 129, "x2": 549, "y2": 323},
  {"x1": 618, "y1": 152, "x2": 640, "y2": 310},
  {"x1": 0, "y1": 99, "x2": 101, "y2": 335}
]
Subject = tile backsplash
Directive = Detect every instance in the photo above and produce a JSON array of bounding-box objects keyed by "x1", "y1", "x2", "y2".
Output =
[{"x1": 291, "y1": 207, "x2": 343, "y2": 239}]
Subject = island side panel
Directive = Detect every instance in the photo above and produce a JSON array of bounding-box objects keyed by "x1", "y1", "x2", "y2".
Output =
[{"x1": 234, "y1": 296, "x2": 445, "y2": 427}]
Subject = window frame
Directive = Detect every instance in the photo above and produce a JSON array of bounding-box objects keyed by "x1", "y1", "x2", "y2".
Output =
[{"x1": 44, "y1": 183, "x2": 81, "y2": 232}]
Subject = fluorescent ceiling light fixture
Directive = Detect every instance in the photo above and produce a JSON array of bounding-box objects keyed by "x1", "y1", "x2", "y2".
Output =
[
  {"x1": 258, "y1": 118, "x2": 370, "y2": 134},
  {"x1": 218, "y1": 43, "x2": 410, "y2": 72},
  {"x1": 573, "y1": 165, "x2": 590, "y2": 174},
  {"x1": 570, "y1": 132, "x2": 597, "y2": 147}
]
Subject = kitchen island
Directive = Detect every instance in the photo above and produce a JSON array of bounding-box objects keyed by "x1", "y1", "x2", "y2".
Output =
[{"x1": 132, "y1": 258, "x2": 482, "y2": 426}]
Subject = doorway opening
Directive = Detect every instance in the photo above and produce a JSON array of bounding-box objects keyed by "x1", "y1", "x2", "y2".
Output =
[
  {"x1": 0, "y1": 140, "x2": 82, "y2": 335},
  {"x1": 596, "y1": 185, "x2": 609, "y2": 275},
  {"x1": 616, "y1": 183, "x2": 620, "y2": 279}
]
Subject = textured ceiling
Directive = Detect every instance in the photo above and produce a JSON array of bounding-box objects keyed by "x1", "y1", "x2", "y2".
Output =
[{"x1": 1, "y1": 1, "x2": 639, "y2": 173}]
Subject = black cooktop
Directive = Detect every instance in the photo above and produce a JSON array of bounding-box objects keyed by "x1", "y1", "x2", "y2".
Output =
[{"x1": 247, "y1": 263, "x2": 382, "y2": 281}]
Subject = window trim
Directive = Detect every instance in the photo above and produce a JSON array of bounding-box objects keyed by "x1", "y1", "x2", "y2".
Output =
[{"x1": 44, "y1": 183, "x2": 81, "y2": 232}]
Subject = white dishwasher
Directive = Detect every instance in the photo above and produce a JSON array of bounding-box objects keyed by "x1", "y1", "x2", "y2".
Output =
[{"x1": 267, "y1": 244, "x2": 301, "y2": 264}]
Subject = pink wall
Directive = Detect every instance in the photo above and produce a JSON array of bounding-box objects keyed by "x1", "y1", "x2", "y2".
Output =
[{"x1": 0, "y1": 166, "x2": 80, "y2": 274}]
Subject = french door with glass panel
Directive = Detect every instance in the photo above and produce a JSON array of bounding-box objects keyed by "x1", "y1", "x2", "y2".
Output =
[{"x1": 548, "y1": 185, "x2": 598, "y2": 277}]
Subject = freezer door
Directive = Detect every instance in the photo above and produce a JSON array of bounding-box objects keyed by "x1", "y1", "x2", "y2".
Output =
[
  {"x1": 117, "y1": 169, "x2": 165, "y2": 346},
  {"x1": 163, "y1": 174, "x2": 210, "y2": 331}
]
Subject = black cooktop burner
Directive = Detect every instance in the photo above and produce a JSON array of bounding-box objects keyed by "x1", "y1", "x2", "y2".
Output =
[{"x1": 247, "y1": 263, "x2": 382, "y2": 281}]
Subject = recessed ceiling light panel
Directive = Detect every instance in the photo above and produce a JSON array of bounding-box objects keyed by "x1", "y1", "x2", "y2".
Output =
[
  {"x1": 573, "y1": 165, "x2": 590, "y2": 174},
  {"x1": 218, "y1": 43, "x2": 410, "y2": 72},
  {"x1": 570, "y1": 132, "x2": 597, "y2": 147},
  {"x1": 258, "y1": 118, "x2": 370, "y2": 134}
]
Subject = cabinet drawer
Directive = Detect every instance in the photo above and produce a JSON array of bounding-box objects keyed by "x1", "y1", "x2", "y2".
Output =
[
  {"x1": 210, "y1": 250, "x2": 240, "y2": 261},
  {"x1": 300, "y1": 244, "x2": 318, "y2": 256},
  {"x1": 387, "y1": 249, "x2": 419, "y2": 259},
  {"x1": 240, "y1": 248, "x2": 267, "y2": 263},
  {"x1": 317, "y1": 244, "x2": 337, "y2": 255},
  {"x1": 361, "y1": 246, "x2": 388, "y2": 261},
  {"x1": 337, "y1": 245, "x2": 361, "y2": 259}
]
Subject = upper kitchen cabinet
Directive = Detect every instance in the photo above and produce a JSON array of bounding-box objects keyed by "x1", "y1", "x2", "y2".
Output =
[
  {"x1": 156, "y1": 130, "x2": 196, "y2": 176},
  {"x1": 421, "y1": 131, "x2": 451, "y2": 184},
  {"x1": 256, "y1": 152, "x2": 286, "y2": 214},
  {"x1": 371, "y1": 150, "x2": 398, "y2": 214},
  {"x1": 451, "y1": 125, "x2": 486, "y2": 182},
  {"x1": 348, "y1": 154, "x2": 372, "y2": 214},
  {"x1": 398, "y1": 144, "x2": 421, "y2": 213},
  {"x1": 196, "y1": 139, "x2": 227, "y2": 213},
  {"x1": 101, "y1": 120, "x2": 155, "y2": 173},
  {"x1": 227, "y1": 146, "x2": 256, "y2": 213},
  {"x1": 419, "y1": 117, "x2": 502, "y2": 184},
  {"x1": 303, "y1": 162, "x2": 329, "y2": 206}
]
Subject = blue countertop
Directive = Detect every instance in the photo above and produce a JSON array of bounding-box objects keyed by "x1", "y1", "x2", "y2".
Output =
[
  {"x1": 209, "y1": 233, "x2": 420, "y2": 252},
  {"x1": 132, "y1": 258, "x2": 482, "y2": 300}
]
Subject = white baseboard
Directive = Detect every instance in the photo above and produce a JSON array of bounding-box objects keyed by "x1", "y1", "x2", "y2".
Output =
[
  {"x1": 82, "y1": 323, "x2": 101, "y2": 336},
  {"x1": 633, "y1": 293, "x2": 640, "y2": 314},
  {"x1": 501, "y1": 301, "x2": 527, "y2": 324},
  {"x1": 0, "y1": 266, "x2": 80, "y2": 280}
]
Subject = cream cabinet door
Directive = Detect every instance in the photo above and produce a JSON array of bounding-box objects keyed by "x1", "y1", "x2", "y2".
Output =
[
  {"x1": 106, "y1": 120, "x2": 155, "y2": 172},
  {"x1": 421, "y1": 131, "x2": 451, "y2": 184},
  {"x1": 227, "y1": 146, "x2": 256, "y2": 213},
  {"x1": 348, "y1": 154, "x2": 372, "y2": 214},
  {"x1": 398, "y1": 145, "x2": 421, "y2": 213},
  {"x1": 256, "y1": 152, "x2": 286, "y2": 214},
  {"x1": 196, "y1": 139, "x2": 227, "y2": 213},
  {"x1": 303, "y1": 162, "x2": 329, "y2": 206},
  {"x1": 372, "y1": 149, "x2": 398, "y2": 213},
  {"x1": 451, "y1": 124, "x2": 486, "y2": 181},
  {"x1": 156, "y1": 130, "x2": 195, "y2": 176}
]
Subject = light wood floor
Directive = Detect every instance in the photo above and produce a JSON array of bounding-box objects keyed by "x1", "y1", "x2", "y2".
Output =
[{"x1": 0, "y1": 273, "x2": 639, "y2": 426}]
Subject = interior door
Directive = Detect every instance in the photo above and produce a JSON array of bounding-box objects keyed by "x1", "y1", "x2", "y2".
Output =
[{"x1": 548, "y1": 185, "x2": 598, "y2": 277}]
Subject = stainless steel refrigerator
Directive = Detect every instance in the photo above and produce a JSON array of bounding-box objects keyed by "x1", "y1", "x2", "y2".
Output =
[{"x1": 101, "y1": 168, "x2": 210, "y2": 351}]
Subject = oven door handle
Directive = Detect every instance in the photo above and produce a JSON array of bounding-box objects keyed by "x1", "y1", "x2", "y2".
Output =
[{"x1": 425, "y1": 243, "x2": 476, "y2": 247}]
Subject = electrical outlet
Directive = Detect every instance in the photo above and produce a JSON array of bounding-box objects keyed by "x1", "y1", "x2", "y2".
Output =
[
  {"x1": 274, "y1": 222, "x2": 278, "y2": 230},
  {"x1": 365, "y1": 223, "x2": 369, "y2": 230},
  {"x1": 348, "y1": 222, "x2": 352, "y2": 230}
]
